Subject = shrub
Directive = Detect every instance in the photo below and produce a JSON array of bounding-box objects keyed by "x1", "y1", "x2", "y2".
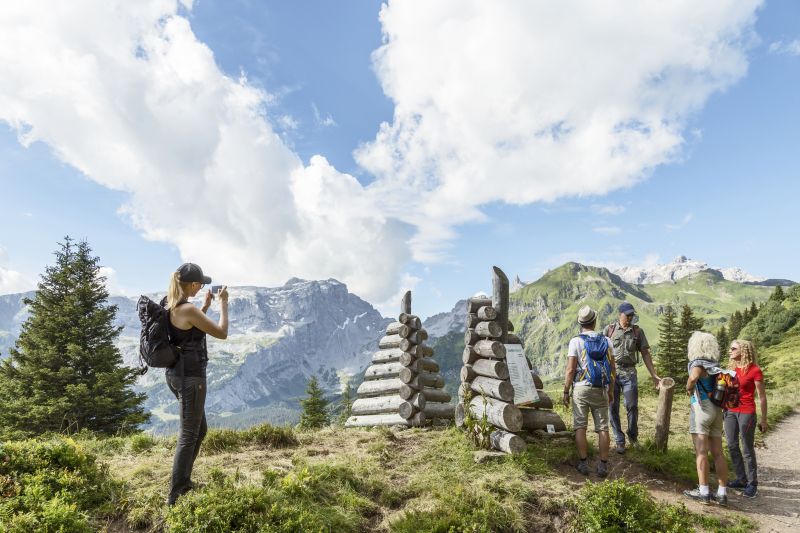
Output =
[
  {"x1": 0, "y1": 437, "x2": 122, "y2": 531},
  {"x1": 203, "y1": 429, "x2": 245, "y2": 454},
  {"x1": 390, "y1": 485, "x2": 516, "y2": 533},
  {"x1": 129, "y1": 432, "x2": 157, "y2": 453},
  {"x1": 242, "y1": 423, "x2": 298, "y2": 448},
  {"x1": 202, "y1": 424, "x2": 298, "y2": 455},
  {"x1": 571, "y1": 479, "x2": 694, "y2": 532},
  {"x1": 165, "y1": 462, "x2": 383, "y2": 532}
]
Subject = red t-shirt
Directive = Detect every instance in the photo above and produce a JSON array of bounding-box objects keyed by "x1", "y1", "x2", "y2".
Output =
[{"x1": 729, "y1": 364, "x2": 763, "y2": 414}]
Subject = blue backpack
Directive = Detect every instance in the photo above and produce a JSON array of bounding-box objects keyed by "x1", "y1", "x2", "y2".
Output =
[{"x1": 577, "y1": 334, "x2": 612, "y2": 387}]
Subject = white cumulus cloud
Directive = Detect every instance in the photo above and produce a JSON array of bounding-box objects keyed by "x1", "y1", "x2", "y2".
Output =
[
  {"x1": 0, "y1": 1, "x2": 408, "y2": 302},
  {"x1": 357, "y1": 0, "x2": 761, "y2": 262},
  {"x1": 0, "y1": 247, "x2": 33, "y2": 295}
]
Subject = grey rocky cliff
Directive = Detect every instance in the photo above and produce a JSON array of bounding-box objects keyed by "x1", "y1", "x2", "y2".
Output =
[{"x1": 1, "y1": 280, "x2": 389, "y2": 428}]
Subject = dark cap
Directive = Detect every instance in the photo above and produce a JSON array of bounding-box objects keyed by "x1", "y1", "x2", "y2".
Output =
[
  {"x1": 177, "y1": 263, "x2": 211, "y2": 284},
  {"x1": 619, "y1": 301, "x2": 635, "y2": 316}
]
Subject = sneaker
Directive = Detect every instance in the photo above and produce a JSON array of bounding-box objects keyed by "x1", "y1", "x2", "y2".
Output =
[
  {"x1": 615, "y1": 443, "x2": 626, "y2": 455},
  {"x1": 576, "y1": 459, "x2": 590, "y2": 475},
  {"x1": 683, "y1": 488, "x2": 710, "y2": 505},
  {"x1": 714, "y1": 493, "x2": 728, "y2": 507},
  {"x1": 726, "y1": 479, "x2": 747, "y2": 490},
  {"x1": 596, "y1": 461, "x2": 608, "y2": 478},
  {"x1": 743, "y1": 484, "x2": 758, "y2": 498}
]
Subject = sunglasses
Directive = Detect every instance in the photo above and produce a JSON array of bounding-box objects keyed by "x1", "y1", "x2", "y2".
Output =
[{"x1": 729, "y1": 346, "x2": 738, "y2": 351}]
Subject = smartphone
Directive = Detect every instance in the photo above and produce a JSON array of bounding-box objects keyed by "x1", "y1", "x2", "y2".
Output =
[{"x1": 211, "y1": 285, "x2": 222, "y2": 295}]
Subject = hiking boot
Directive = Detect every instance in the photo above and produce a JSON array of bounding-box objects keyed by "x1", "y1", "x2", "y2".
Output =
[
  {"x1": 743, "y1": 484, "x2": 758, "y2": 498},
  {"x1": 714, "y1": 493, "x2": 728, "y2": 507},
  {"x1": 615, "y1": 442, "x2": 626, "y2": 455},
  {"x1": 596, "y1": 461, "x2": 608, "y2": 478},
  {"x1": 629, "y1": 439, "x2": 641, "y2": 450},
  {"x1": 727, "y1": 479, "x2": 747, "y2": 490},
  {"x1": 576, "y1": 459, "x2": 590, "y2": 475},
  {"x1": 683, "y1": 488, "x2": 710, "y2": 505}
]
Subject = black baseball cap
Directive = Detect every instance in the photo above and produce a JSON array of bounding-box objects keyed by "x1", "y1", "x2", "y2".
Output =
[
  {"x1": 618, "y1": 301, "x2": 635, "y2": 316},
  {"x1": 177, "y1": 263, "x2": 212, "y2": 284}
]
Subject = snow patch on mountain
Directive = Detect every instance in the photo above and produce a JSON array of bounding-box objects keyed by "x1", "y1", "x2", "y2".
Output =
[{"x1": 614, "y1": 256, "x2": 766, "y2": 285}]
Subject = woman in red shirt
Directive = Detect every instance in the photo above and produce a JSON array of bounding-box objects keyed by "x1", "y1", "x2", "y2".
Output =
[{"x1": 724, "y1": 339, "x2": 768, "y2": 498}]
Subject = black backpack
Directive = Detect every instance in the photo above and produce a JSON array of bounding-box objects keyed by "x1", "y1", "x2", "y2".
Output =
[{"x1": 137, "y1": 296, "x2": 179, "y2": 374}]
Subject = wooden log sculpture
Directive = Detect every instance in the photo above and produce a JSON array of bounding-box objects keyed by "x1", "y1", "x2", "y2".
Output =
[
  {"x1": 346, "y1": 290, "x2": 452, "y2": 428},
  {"x1": 654, "y1": 377, "x2": 676, "y2": 452},
  {"x1": 457, "y1": 267, "x2": 567, "y2": 454}
]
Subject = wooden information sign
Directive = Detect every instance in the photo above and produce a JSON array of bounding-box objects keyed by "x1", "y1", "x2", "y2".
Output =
[{"x1": 505, "y1": 344, "x2": 539, "y2": 405}]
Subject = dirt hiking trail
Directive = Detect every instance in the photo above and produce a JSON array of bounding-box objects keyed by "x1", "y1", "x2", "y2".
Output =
[{"x1": 557, "y1": 412, "x2": 800, "y2": 531}]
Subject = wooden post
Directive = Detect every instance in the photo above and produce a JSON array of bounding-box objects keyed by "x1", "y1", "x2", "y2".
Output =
[
  {"x1": 401, "y1": 290, "x2": 411, "y2": 315},
  {"x1": 490, "y1": 430, "x2": 526, "y2": 455},
  {"x1": 492, "y1": 267, "x2": 509, "y2": 344},
  {"x1": 654, "y1": 377, "x2": 676, "y2": 452}
]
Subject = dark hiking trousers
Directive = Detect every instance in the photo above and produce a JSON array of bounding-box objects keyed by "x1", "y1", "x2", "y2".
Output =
[
  {"x1": 166, "y1": 375, "x2": 207, "y2": 504},
  {"x1": 724, "y1": 411, "x2": 758, "y2": 485},
  {"x1": 610, "y1": 370, "x2": 638, "y2": 445}
]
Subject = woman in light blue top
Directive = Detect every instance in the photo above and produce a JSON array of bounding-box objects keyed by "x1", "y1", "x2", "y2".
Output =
[{"x1": 683, "y1": 331, "x2": 729, "y2": 506}]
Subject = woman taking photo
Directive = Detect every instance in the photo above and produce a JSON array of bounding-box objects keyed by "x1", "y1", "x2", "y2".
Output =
[
  {"x1": 165, "y1": 263, "x2": 228, "y2": 506},
  {"x1": 725, "y1": 339, "x2": 767, "y2": 498}
]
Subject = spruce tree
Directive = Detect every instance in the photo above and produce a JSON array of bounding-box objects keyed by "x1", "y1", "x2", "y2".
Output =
[
  {"x1": 299, "y1": 376, "x2": 329, "y2": 429},
  {"x1": 0, "y1": 237, "x2": 148, "y2": 439},
  {"x1": 656, "y1": 305, "x2": 684, "y2": 381},
  {"x1": 679, "y1": 304, "x2": 705, "y2": 357},
  {"x1": 716, "y1": 326, "x2": 730, "y2": 366},
  {"x1": 770, "y1": 285, "x2": 785, "y2": 302},
  {"x1": 337, "y1": 382, "x2": 354, "y2": 425},
  {"x1": 749, "y1": 301, "x2": 759, "y2": 322},
  {"x1": 729, "y1": 310, "x2": 744, "y2": 340}
]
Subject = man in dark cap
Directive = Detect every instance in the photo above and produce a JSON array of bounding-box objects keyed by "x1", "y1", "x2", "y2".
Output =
[{"x1": 603, "y1": 301, "x2": 660, "y2": 454}]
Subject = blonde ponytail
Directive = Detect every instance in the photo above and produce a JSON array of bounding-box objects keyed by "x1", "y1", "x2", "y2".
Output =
[{"x1": 167, "y1": 271, "x2": 186, "y2": 310}]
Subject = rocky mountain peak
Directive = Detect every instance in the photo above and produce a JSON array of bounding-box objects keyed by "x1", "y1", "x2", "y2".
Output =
[{"x1": 614, "y1": 257, "x2": 765, "y2": 285}]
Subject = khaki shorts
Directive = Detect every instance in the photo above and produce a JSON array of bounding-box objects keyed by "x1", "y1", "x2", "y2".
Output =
[
  {"x1": 572, "y1": 385, "x2": 610, "y2": 433},
  {"x1": 689, "y1": 399, "x2": 723, "y2": 437}
]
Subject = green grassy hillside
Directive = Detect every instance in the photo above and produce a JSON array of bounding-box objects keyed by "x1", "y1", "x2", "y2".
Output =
[
  {"x1": 1, "y1": 425, "x2": 756, "y2": 532},
  {"x1": 510, "y1": 263, "x2": 774, "y2": 377}
]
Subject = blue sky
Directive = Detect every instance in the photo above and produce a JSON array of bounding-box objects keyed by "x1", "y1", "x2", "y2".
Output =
[{"x1": 0, "y1": 0, "x2": 798, "y2": 318}]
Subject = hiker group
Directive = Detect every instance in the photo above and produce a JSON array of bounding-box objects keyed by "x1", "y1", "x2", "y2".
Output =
[{"x1": 562, "y1": 302, "x2": 767, "y2": 506}]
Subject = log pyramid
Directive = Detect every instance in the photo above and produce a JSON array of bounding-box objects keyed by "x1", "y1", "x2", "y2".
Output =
[
  {"x1": 345, "y1": 291, "x2": 453, "y2": 428},
  {"x1": 456, "y1": 267, "x2": 566, "y2": 453}
]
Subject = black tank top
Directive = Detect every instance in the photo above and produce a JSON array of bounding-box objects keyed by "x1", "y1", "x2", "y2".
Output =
[{"x1": 166, "y1": 302, "x2": 208, "y2": 378}]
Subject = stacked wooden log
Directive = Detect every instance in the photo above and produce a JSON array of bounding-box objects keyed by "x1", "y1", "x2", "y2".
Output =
[
  {"x1": 456, "y1": 267, "x2": 566, "y2": 454},
  {"x1": 345, "y1": 291, "x2": 452, "y2": 428}
]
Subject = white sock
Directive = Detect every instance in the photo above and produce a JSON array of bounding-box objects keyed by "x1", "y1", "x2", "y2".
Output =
[
  {"x1": 699, "y1": 485, "x2": 709, "y2": 496},
  {"x1": 717, "y1": 486, "x2": 727, "y2": 496}
]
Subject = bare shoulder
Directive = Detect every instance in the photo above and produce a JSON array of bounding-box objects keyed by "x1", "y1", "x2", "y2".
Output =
[{"x1": 171, "y1": 303, "x2": 201, "y2": 327}]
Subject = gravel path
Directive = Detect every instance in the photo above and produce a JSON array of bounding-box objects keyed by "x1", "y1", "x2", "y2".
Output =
[
  {"x1": 732, "y1": 412, "x2": 800, "y2": 532},
  {"x1": 556, "y1": 412, "x2": 800, "y2": 531}
]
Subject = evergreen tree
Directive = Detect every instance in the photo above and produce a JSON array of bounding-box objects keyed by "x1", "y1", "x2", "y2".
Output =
[
  {"x1": 749, "y1": 301, "x2": 759, "y2": 322},
  {"x1": 299, "y1": 376, "x2": 330, "y2": 429},
  {"x1": 729, "y1": 310, "x2": 744, "y2": 340},
  {"x1": 677, "y1": 304, "x2": 704, "y2": 378},
  {"x1": 656, "y1": 305, "x2": 684, "y2": 380},
  {"x1": 716, "y1": 326, "x2": 730, "y2": 366},
  {"x1": 769, "y1": 285, "x2": 785, "y2": 302},
  {"x1": 0, "y1": 237, "x2": 148, "y2": 440},
  {"x1": 337, "y1": 382, "x2": 354, "y2": 425}
]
